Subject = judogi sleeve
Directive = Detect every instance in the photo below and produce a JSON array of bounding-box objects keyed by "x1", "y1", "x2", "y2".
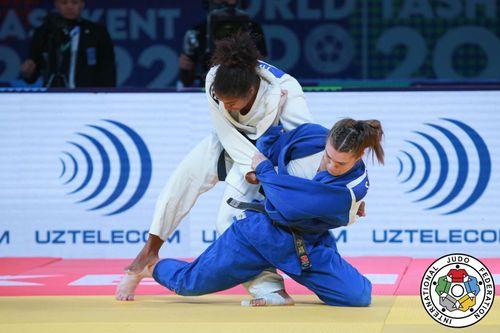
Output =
[
  {"x1": 279, "y1": 76, "x2": 313, "y2": 131},
  {"x1": 255, "y1": 160, "x2": 351, "y2": 228},
  {"x1": 256, "y1": 125, "x2": 289, "y2": 165}
]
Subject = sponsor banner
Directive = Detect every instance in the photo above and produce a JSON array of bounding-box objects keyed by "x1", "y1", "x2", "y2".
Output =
[
  {"x1": 1, "y1": 1, "x2": 499, "y2": 86},
  {"x1": 0, "y1": 90, "x2": 499, "y2": 257}
]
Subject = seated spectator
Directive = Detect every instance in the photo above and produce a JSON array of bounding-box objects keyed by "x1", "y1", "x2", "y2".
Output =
[{"x1": 20, "y1": 0, "x2": 116, "y2": 88}]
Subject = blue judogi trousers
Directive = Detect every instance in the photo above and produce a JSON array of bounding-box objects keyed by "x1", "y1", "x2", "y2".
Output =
[{"x1": 152, "y1": 212, "x2": 371, "y2": 307}]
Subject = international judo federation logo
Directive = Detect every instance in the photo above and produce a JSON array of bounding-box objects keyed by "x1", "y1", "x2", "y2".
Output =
[
  {"x1": 59, "y1": 120, "x2": 152, "y2": 216},
  {"x1": 420, "y1": 254, "x2": 495, "y2": 328},
  {"x1": 397, "y1": 118, "x2": 491, "y2": 214}
]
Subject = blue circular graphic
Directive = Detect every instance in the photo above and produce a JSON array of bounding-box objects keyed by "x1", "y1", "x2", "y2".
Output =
[
  {"x1": 59, "y1": 120, "x2": 152, "y2": 216},
  {"x1": 397, "y1": 119, "x2": 491, "y2": 214}
]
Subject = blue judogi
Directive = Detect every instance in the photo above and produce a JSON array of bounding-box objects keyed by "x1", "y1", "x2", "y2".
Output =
[{"x1": 153, "y1": 124, "x2": 372, "y2": 306}]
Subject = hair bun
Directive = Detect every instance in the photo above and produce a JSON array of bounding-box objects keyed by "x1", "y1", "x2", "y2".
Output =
[
  {"x1": 354, "y1": 121, "x2": 364, "y2": 132},
  {"x1": 212, "y1": 32, "x2": 259, "y2": 70}
]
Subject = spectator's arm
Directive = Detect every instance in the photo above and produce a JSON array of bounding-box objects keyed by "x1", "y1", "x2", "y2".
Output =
[
  {"x1": 96, "y1": 26, "x2": 116, "y2": 87},
  {"x1": 22, "y1": 27, "x2": 45, "y2": 83},
  {"x1": 179, "y1": 53, "x2": 196, "y2": 86}
]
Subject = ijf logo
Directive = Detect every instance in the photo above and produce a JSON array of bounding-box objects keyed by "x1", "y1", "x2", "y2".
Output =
[
  {"x1": 58, "y1": 120, "x2": 152, "y2": 216},
  {"x1": 397, "y1": 118, "x2": 491, "y2": 214},
  {"x1": 420, "y1": 254, "x2": 495, "y2": 328}
]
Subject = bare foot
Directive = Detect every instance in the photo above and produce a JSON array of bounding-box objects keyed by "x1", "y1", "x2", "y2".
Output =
[
  {"x1": 124, "y1": 251, "x2": 159, "y2": 274},
  {"x1": 241, "y1": 289, "x2": 295, "y2": 307},
  {"x1": 124, "y1": 234, "x2": 163, "y2": 274},
  {"x1": 116, "y1": 258, "x2": 158, "y2": 301}
]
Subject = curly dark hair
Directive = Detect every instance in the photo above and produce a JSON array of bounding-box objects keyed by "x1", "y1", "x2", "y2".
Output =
[{"x1": 211, "y1": 32, "x2": 261, "y2": 98}]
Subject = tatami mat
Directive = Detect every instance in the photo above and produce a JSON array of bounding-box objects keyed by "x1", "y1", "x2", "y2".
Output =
[
  {"x1": 0, "y1": 295, "x2": 393, "y2": 333},
  {"x1": 1, "y1": 257, "x2": 498, "y2": 332},
  {"x1": 382, "y1": 296, "x2": 499, "y2": 332},
  {"x1": 0, "y1": 295, "x2": 498, "y2": 333}
]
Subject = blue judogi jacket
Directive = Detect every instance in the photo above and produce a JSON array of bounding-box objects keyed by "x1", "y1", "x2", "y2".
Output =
[
  {"x1": 255, "y1": 123, "x2": 369, "y2": 233},
  {"x1": 232, "y1": 123, "x2": 370, "y2": 275}
]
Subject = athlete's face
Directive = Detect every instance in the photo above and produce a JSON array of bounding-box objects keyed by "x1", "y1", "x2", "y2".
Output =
[
  {"x1": 323, "y1": 140, "x2": 362, "y2": 176},
  {"x1": 55, "y1": 0, "x2": 84, "y2": 20},
  {"x1": 217, "y1": 86, "x2": 256, "y2": 113}
]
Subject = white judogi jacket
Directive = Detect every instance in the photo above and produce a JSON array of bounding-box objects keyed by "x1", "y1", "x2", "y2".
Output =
[
  {"x1": 150, "y1": 61, "x2": 313, "y2": 240},
  {"x1": 205, "y1": 61, "x2": 313, "y2": 194}
]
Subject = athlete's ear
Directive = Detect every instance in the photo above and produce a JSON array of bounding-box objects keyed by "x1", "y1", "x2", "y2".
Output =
[{"x1": 248, "y1": 85, "x2": 256, "y2": 97}]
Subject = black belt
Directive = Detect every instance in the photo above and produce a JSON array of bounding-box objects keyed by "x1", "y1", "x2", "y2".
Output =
[
  {"x1": 227, "y1": 198, "x2": 312, "y2": 271},
  {"x1": 292, "y1": 231, "x2": 312, "y2": 270},
  {"x1": 226, "y1": 198, "x2": 266, "y2": 213}
]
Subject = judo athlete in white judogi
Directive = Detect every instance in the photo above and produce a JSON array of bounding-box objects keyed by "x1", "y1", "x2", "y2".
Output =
[
  {"x1": 117, "y1": 33, "x2": 314, "y2": 305},
  {"x1": 148, "y1": 120, "x2": 385, "y2": 306}
]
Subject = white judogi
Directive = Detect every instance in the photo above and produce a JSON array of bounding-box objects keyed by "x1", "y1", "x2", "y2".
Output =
[{"x1": 149, "y1": 61, "x2": 315, "y2": 297}]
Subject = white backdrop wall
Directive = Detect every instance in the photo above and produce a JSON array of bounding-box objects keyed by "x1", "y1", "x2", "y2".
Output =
[{"x1": 0, "y1": 91, "x2": 498, "y2": 258}]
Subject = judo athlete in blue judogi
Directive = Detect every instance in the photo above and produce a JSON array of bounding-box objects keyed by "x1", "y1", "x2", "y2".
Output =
[{"x1": 150, "y1": 119, "x2": 385, "y2": 306}]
